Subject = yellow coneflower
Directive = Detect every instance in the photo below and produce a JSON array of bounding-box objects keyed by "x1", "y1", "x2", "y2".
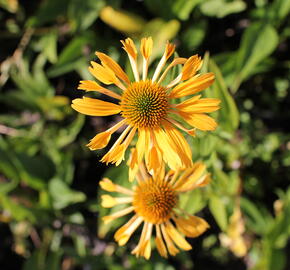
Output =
[
  {"x1": 100, "y1": 161, "x2": 210, "y2": 259},
  {"x1": 72, "y1": 37, "x2": 220, "y2": 173}
]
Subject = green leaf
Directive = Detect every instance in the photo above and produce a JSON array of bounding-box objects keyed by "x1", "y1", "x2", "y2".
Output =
[
  {"x1": 68, "y1": 0, "x2": 105, "y2": 31},
  {"x1": 208, "y1": 58, "x2": 240, "y2": 132},
  {"x1": 181, "y1": 21, "x2": 207, "y2": 50},
  {"x1": 209, "y1": 195, "x2": 228, "y2": 231},
  {"x1": 49, "y1": 178, "x2": 86, "y2": 209},
  {"x1": 179, "y1": 189, "x2": 207, "y2": 214},
  {"x1": 144, "y1": 0, "x2": 201, "y2": 20},
  {"x1": 47, "y1": 36, "x2": 91, "y2": 77},
  {"x1": 232, "y1": 23, "x2": 279, "y2": 91},
  {"x1": 200, "y1": 0, "x2": 246, "y2": 18},
  {"x1": 240, "y1": 197, "x2": 270, "y2": 235},
  {"x1": 171, "y1": 0, "x2": 201, "y2": 20},
  {"x1": 39, "y1": 30, "x2": 58, "y2": 64},
  {"x1": 270, "y1": 0, "x2": 290, "y2": 23}
]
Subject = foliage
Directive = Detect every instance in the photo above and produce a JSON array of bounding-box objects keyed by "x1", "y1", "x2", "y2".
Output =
[{"x1": 0, "y1": 0, "x2": 289, "y2": 269}]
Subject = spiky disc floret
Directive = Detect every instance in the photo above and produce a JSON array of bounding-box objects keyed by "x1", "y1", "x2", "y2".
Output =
[{"x1": 120, "y1": 80, "x2": 168, "y2": 128}]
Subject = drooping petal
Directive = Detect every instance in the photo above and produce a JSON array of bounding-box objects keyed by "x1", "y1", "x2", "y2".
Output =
[
  {"x1": 87, "y1": 119, "x2": 126, "y2": 150},
  {"x1": 132, "y1": 222, "x2": 153, "y2": 259},
  {"x1": 160, "y1": 223, "x2": 180, "y2": 256},
  {"x1": 155, "y1": 224, "x2": 168, "y2": 258},
  {"x1": 114, "y1": 215, "x2": 143, "y2": 246},
  {"x1": 151, "y1": 128, "x2": 182, "y2": 171},
  {"x1": 71, "y1": 97, "x2": 121, "y2": 116},
  {"x1": 101, "y1": 126, "x2": 135, "y2": 165},
  {"x1": 174, "y1": 215, "x2": 210, "y2": 237},
  {"x1": 174, "y1": 162, "x2": 206, "y2": 191},
  {"x1": 127, "y1": 148, "x2": 139, "y2": 182},
  {"x1": 95, "y1": 52, "x2": 130, "y2": 84},
  {"x1": 87, "y1": 131, "x2": 112, "y2": 150},
  {"x1": 162, "y1": 121, "x2": 193, "y2": 168},
  {"x1": 164, "y1": 221, "x2": 192, "y2": 251}
]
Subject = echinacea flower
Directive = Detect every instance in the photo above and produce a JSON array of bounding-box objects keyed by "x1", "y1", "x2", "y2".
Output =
[
  {"x1": 72, "y1": 37, "x2": 220, "y2": 173},
  {"x1": 99, "y1": 161, "x2": 210, "y2": 259}
]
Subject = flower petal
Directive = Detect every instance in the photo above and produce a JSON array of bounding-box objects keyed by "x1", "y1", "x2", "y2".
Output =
[
  {"x1": 78, "y1": 80, "x2": 121, "y2": 100},
  {"x1": 176, "y1": 97, "x2": 221, "y2": 113},
  {"x1": 155, "y1": 225, "x2": 168, "y2": 258},
  {"x1": 174, "y1": 215, "x2": 210, "y2": 238},
  {"x1": 181, "y1": 55, "x2": 202, "y2": 81},
  {"x1": 164, "y1": 221, "x2": 192, "y2": 251},
  {"x1": 71, "y1": 97, "x2": 121, "y2": 116},
  {"x1": 140, "y1": 37, "x2": 153, "y2": 60},
  {"x1": 96, "y1": 52, "x2": 130, "y2": 84},
  {"x1": 87, "y1": 131, "x2": 111, "y2": 150},
  {"x1": 115, "y1": 215, "x2": 143, "y2": 246},
  {"x1": 182, "y1": 113, "x2": 218, "y2": 131},
  {"x1": 169, "y1": 72, "x2": 215, "y2": 98},
  {"x1": 89, "y1": 61, "x2": 117, "y2": 85}
]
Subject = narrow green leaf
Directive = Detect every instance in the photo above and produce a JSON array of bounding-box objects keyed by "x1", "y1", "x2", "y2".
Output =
[{"x1": 209, "y1": 195, "x2": 228, "y2": 231}]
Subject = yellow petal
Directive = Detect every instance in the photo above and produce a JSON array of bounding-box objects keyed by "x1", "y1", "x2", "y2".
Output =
[
  {"x1": 95, "y1": 52, "x2": 130, "y2": 84},
  {"x1": 158, "y1": 57, "x2": 187, "y2": 84},
  {"x1": 99, "y1": 178, "x2": 116, "y2": 192},
  {"x1": 102, "y1": 206, "x2": 134, "y2": 224},
  {"x1": 101, "y1": 195, "x2": 117, "y2": 208},
  {"x1": 162, "y1": 121, "x2": 193, "y2": 168},
  {"x1": 165, "y1": 42, "x2": 175, "y2": 60},
  {"x1": 120, "y1": 38, "x2": 137, "y2": 59},
  {"x1": 87, "y1": 131, "x2": 111, "y2": 150},
  {"x1": 175, "y1": 215, "x2": 209, "y2": 237},
  {"x1": 170, "y1": 72, "x2": 215, "y2": 98},
  {"x1": 174, "y1": 162, "x2": 206, "y2": 191},
  {"x1": 155, "y1": 225, "x2": 168, "y2": 258},
  {"x1": 101, "y1": 144, "x2": 126, "y2": 166},
  {"x1": 89, "y1": 61, "x2": 117, "y2": 85},
  {"x1": 99, "y1": 178, "x2": 134, "y2": 195},
  {"x1": 127, "y1": 148, "x2": 138, "y2": 182},
  {"x1": 136, "y1": 129, "x2": 147, "y2": 164},
  {"x1": 71, "y1": 97, "x2": 121, "y2": 116},
  {"x1": 115, "y1": 215, "x2": 143, "y2": 246},
  {"x1": 177, "y1": 97, "x2": 221, "y2": 113},
  {"x1": 160, "y1": 224, "x2": 180, "y2": 256},
  {"x1": 182, "y1": 113, "x2": 218, "y2": 131},
  {"x1": 77, "y1": 80, "x2": 121, "y2": 100},
  {"x1": 152, "y1": 128, "x2": 180, "y2": 170},
  {"x1": 140, "y1": 37, "x2": 153, "y2": 60},
  {"x1": 165, "y1": 221, "x2": 192, "y2": 251},
  {"x1": 181, "y1": 55, "x2": 201, "y2": 80}
]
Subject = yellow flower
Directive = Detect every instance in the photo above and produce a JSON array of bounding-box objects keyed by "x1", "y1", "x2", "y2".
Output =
[
  {"x1": 100, "y1": 161, "x2": 210, "y2": 259},
  {"x1": 72, "y1": 37, "x2": 220, "y2": 172}
]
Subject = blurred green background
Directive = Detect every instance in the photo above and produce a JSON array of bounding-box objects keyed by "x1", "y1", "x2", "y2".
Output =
[{"x1": 0, "y1": 0, "x2": 289, "y2": 269}]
